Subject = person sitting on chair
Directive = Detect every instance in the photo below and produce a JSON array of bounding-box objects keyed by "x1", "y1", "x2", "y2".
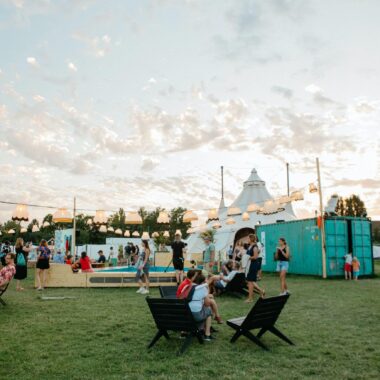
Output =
[
  {"x1": 188, "y1": 274, "x2": 214, "y2": 341},
  {"x1": 74, "y1": 252, "x2": 94, "y2": 273},
  {"x1": 0, "y1": 253, "x2": 16, "y2": 289},
  {"x1": 208, "y1": 261, "x2": 240, "y2": 295},
  {"x1": 176, "y1": 269, "x2": 200, "y2": 298}
]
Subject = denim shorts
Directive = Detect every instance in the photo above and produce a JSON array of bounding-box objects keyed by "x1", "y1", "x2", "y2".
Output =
[
  {"x1": 192, "y1": 306, "x2": 212, "y2": 322},
  {"x1": 136, "y1": 263, "x2": 150, "y2": 280},
  {"x1": 276, "y1": 261, "x2": 289, "y2": 272},
  {"x1": 353, "y1": 271, "x2": 359, "y2": 277}
]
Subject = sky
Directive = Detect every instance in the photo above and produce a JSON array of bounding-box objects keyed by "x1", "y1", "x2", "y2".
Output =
[{"x1": 0, "y1": 0, "x2": 379, "y2": 223}]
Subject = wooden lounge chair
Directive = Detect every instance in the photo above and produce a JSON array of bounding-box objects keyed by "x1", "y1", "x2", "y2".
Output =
[
  {"x1": 227, "y1": 294, "x2": 294, "y2": 350},
  {"x1": 146, "y1": 297, "x2": 204, "y2": 355},
  {"x1": 158, "y1": 285, "x2": 178, "y2": 299},
  {"x1": 222, "y1": 272, "x2": 248, "y2": 296},
  {"x1": 0, "y1": 282, "x2": 11, "y2": 306}
]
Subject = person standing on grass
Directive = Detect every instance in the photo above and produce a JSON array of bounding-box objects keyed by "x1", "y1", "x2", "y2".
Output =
[
  {"x1": 352, "y1": 256, "x2": 360, "y2": 281},
  {"x1": 344, "y1": 252, "x2": 353, "y2": 280},
  {"x1": 275, "y1": 238, "x2": 290, "y2": 295},
  {"x1": 245, "y1": 234, "x2": 265, "y2": 303},
  {"x1": 203, "y1": 236, "x2": 215, "y2": 274},
  {"x1": 36, "y1": 239, "x2": 51, "y2": 291},
  {"x1": 171, "y1": 232, "x2": 186, "y2": 285},
  {"x1": 0, "y1": 253, "x2": 16, "y2": 288},
  {"x1": 14, "y1": 238, "x2": 33, "y2": 291},
  {"x1": 136, "y1": 240, "x2": 150, "y2": 295}
]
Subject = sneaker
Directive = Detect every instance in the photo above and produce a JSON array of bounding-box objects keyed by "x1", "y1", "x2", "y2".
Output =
[
  {"x1": 203, "y1": 335, "x2": 215, "y2": 342},
  {"x1": 279, "y1": 291, "x2": 287, "y2": 296},
  {"x1": 180, "y1": 332, "x2": 188, "y2": 339},
  {"x1": 37, "y1": 287, "x2": 43, "y2": 291},
  {"x1": 136, "y1": 287, "x2": 144, "y2": 294},
  {"x1": 141, "y1": 288, "x2": 149, "y2": 295}
]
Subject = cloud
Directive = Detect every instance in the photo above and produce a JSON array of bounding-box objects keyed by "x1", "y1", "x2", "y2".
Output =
[
  {"x1": 271, "y1": 86, "x2": 293, "y2": 99},
  {"x1": 72, "y1": 33, "x2": 113, "y2": 58},
  {"x1": 67, "y1": 62, "x2": 78, "y2": 72},
  {"x1": 141, "y1": 157, "x2": 160, "y2": 171},
  {"x1": 26, "y1": 56, "x2": 39, "y2": 67},
  {"x1": 258, "y1": 106, "x2": 356, "y2": 156},
  {"x1": 332, "y1": 178, "x2": 380, "y2": 189}
]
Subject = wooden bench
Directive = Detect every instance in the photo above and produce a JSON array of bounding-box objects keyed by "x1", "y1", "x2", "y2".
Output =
[
  {"x1": 0, "y1": 282, "x2": 11, "y2": 306},
  {"x1": 146, "y1": 297, "x2": 204, "y2": 355},
  {"x1": 227, "y1": 294, "x2": 294, "y2": 350},
  {"x1": 158, "y1": 285, "x2": 178, "y2": 299}
]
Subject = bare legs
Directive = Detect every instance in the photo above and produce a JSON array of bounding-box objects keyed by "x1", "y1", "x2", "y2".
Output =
[
  {"x1": 204, "y1": 295, "x2": 222, "y2": 321},
  {"x1": 175, "y1": 270, "x2": 183, "y2": 285},
  {"x1": 16, "y1": 280, "x2": 24, "y2": 291},
  {"x1": 205, "y1": 316, "x2": 212, "y2": 336},
  {"x1": 138, "y1": 273, "x2": 150, "y2": 293},
  {"x1": 246, "y1": 281, "x2": 265, "y2": 302},
  {"x1": 345, "y1": 270, "x2": 352, "y2": 280},
  {"x1": 280, "y1": 270, "x2": 288, "y2": 294},
  {"x1": 36, "y1": 269, "x2": 47, "y2": 290}
]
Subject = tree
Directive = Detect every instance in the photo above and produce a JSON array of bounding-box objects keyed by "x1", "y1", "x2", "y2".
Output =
[{"x1": 335, "y1": 195, "x2": 367, "y2": 217}]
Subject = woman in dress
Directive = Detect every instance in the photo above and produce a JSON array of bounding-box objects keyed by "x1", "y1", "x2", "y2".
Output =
[
  {"x1": 275, "y1": 238, "x2": 290, "y2": 295},
  {"x1": 36, "y1": 239, "x2": 51, "y2": 290},
  {"x1": 135, "y1": 240, "x2": 150, "y2": 295},
  {"x1": 14, "y1": 238, "x2": 33, "y2": 291},
  {"x1": 245, "y1": 234, "x2": 265, "y2": 303}
]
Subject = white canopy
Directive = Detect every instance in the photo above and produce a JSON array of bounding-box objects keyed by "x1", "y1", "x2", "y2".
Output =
[{"x1": 186, "y1": 168, "x2": 297, "y2": 254}]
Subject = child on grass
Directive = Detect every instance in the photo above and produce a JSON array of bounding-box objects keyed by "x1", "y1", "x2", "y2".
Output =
[
  {"x1": 344, "y1": 252, "x2": 352, "y2": 280},
  {"x1": 352, "y1": 257, "x2": 360, "y2": 281}
]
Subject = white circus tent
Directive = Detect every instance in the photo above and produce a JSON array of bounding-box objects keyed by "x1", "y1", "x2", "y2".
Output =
[{"x1": 186, "y1": 168, "x2": 297, "y2": 255}]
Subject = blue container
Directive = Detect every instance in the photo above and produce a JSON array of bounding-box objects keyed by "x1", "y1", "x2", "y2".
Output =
[{"x1": 256, "y1": 217, "x2": 373, "y2": 277}]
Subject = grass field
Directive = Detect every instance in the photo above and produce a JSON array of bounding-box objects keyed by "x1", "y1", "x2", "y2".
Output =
[{"x1": 1, "y1": 262, "x2": 380, "y2": 380}]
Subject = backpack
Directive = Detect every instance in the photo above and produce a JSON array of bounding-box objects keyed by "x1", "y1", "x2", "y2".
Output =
[{"x1": 17, "y1": 252, "x2": 26, "y2": 266}]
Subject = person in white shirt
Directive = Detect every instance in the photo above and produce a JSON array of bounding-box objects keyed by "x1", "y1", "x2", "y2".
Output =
[
  {"x1": 188, "y1": 274, "x2": 214, "y2": 341},
  {"x1": 344, "y1": 252, "x2": 353, "y2": 280},
  {"x1": 208, "y1": 261, "x2": 241, "y2": 295}
]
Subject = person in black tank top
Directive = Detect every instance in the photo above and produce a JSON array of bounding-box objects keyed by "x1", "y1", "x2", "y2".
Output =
[
  {"x1": 275, "y1": 238, "x2": 290, "y2": 295},
  {"x1": 245, "y1": 234, "x2": 265, "y2": 303}
]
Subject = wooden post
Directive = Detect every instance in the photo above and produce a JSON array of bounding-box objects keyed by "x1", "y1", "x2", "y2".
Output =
[
  {"x1": 286, "y1": 162, "x2": 290, "y2": 196},
  {"x1": 316, "y1": 158, "x2": 327, "y2": 278},
  {"x1": 71, "y1": 197, "x2": 76, "y2": 259}
]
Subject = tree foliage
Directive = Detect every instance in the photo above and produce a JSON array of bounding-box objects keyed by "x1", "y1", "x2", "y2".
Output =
[
  {"x1": 0, "y1": 207, "x2": 191, "y2": 246},
  {"x1": 335, "y1": 195, "x2": 367, "y2": 217}
]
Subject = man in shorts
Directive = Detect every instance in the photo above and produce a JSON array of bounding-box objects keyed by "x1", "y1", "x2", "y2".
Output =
[
  {"x1": 171, "y1": 232, "x2": 185, "y2": 285},
  {"x1": 203, "y1": 236, "x2": 215, "y2": 274}
]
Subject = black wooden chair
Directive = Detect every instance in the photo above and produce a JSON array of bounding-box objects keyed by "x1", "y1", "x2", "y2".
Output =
[
  {"x1": 158, "y1": 285, "x2": 178, "y2": 299},
  {"x1": 227, "y1": 294, "x2": 294, "y2": 350},
  {"x1": 0, "y1": 282, "x2": 11, "y2": 306},
  {"x1": 223, "y1": 272, "x2": 248, "y2": 296},
  {"x1": 146, "y1": 297, "x2": 204, "y2": 355}
]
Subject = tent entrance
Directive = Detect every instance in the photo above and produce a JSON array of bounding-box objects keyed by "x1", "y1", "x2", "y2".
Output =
[{"x1": 234, "y1": 227, "x2": 255, "y2": 248}]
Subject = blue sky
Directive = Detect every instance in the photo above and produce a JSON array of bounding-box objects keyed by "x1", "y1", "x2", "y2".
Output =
[{"x1": 0, "y1": 0, "x2": 379, "y2": 222}]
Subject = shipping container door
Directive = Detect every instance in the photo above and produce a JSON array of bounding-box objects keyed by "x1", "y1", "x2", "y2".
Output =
[
  {"x1": 351, "y1": 220, "x2": 373, "y2": 275},
  {"x1": 325, "y1": 219, "x2": 348, "y2": 276}
]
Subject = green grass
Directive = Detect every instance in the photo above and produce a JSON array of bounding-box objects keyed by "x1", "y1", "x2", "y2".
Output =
[{"x1": 1, "y1": 263, "x2": 380, "y2": 380}]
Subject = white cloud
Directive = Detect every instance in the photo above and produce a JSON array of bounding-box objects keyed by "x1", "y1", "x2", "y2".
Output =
[
  {"x1": 305, "y1": 84, "x2": 321, "y2": 94},
  {"x1": 67, "y1": 62, "x2": 78, "y2": 72},
  {"x1": 26, "y1": 56, "x2": 39, "y2": 67},
  {"x1": 33, "y1": 95, "x2": 45, "y2": 102},
  {"x1": 141, "y1": 157, "x2": 160, "y2": 171}
]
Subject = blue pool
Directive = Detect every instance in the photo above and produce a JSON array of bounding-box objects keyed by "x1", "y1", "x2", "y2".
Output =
[{"x1": 96, "y1": 266, "x2": 189, "y2": 273}]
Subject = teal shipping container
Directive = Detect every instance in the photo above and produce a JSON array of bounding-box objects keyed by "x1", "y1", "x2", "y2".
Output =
[{"x1": 255, "y1": 217, "x2": 374, "y2": 277}]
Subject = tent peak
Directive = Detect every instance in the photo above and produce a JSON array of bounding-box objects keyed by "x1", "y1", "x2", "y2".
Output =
[{"x1": 244, "y1": 168, "x2": 265, "y2": 186}]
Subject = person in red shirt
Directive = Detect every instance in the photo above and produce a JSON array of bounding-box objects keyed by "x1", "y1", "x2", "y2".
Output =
[
  {"x1": 74, "y1": 252, "x2": 94, "y2": 273},
  {"x1": 176, "y1": 269, "x2": 199, "y2": 298},
  {"x1": 0, "y1": 253, "x2": 16, "y2": 288}
]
